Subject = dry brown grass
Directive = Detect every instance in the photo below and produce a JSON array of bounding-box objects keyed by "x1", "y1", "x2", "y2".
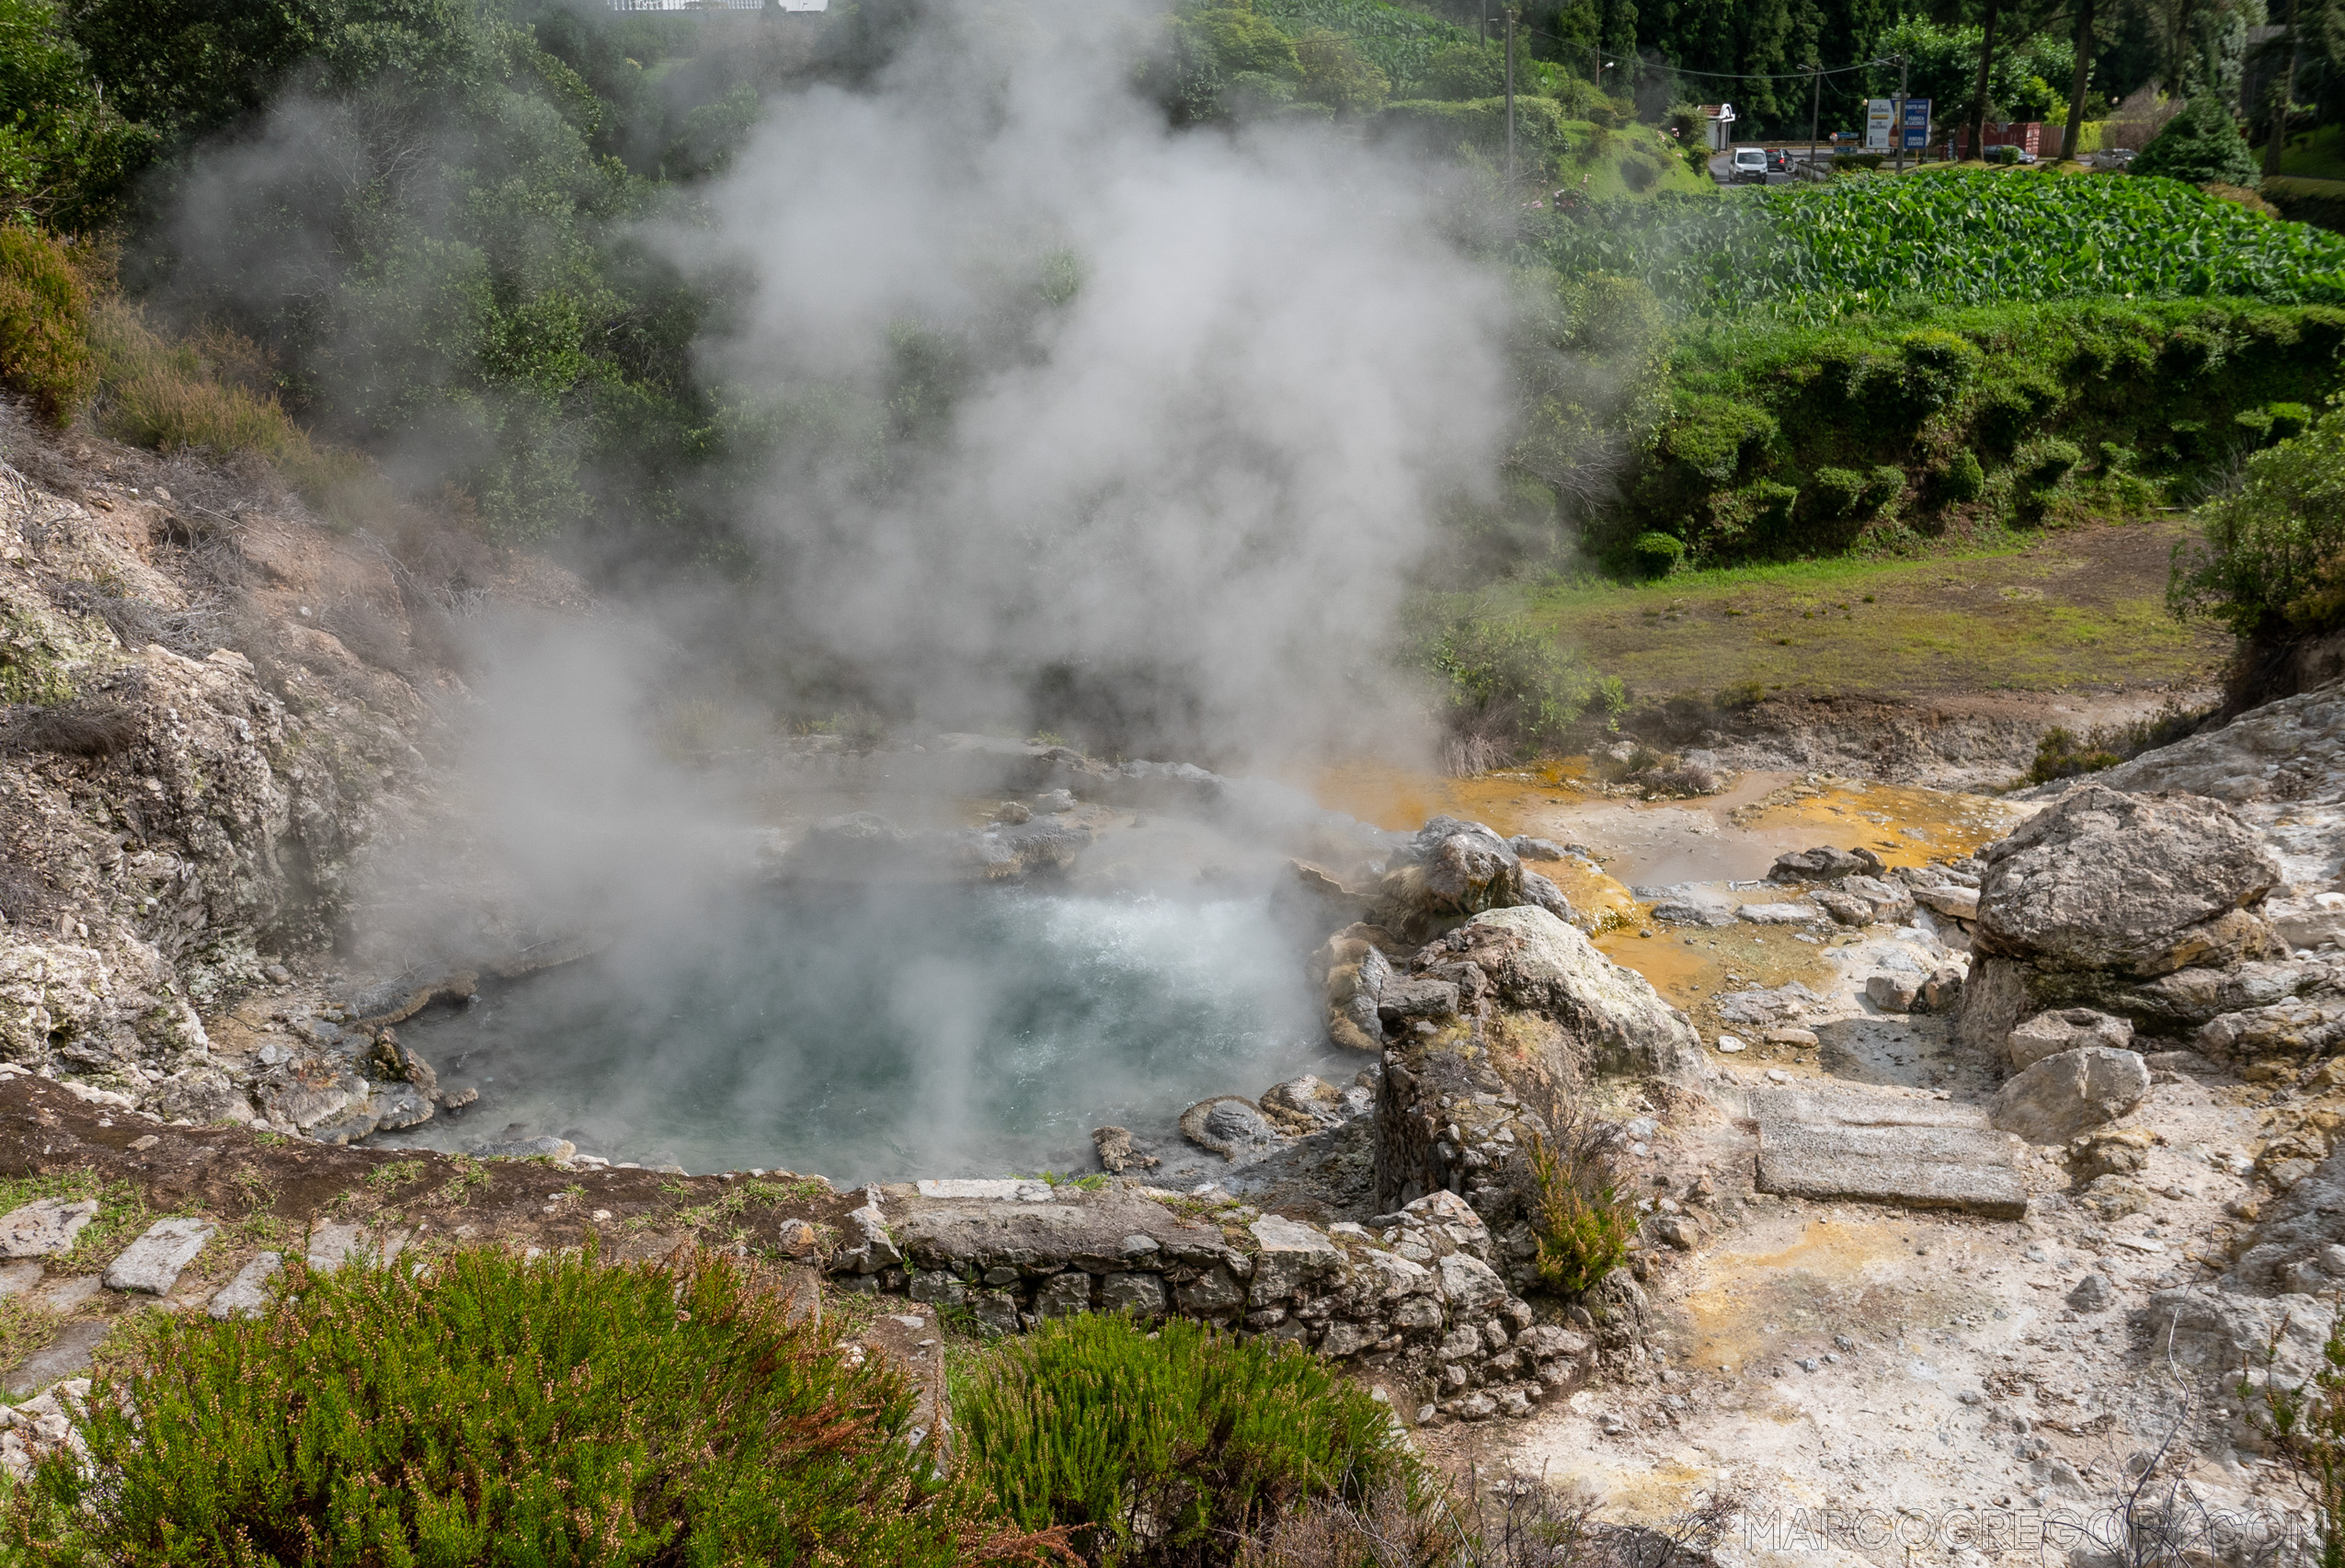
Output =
[{"x1": 86, "y1": 300, "x2": 364, "y2": 505}]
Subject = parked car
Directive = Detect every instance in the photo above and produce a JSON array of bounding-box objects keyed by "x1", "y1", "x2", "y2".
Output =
[
  {"x1": 1766, "y1": 148, "x2": 1789, "y2": 173},
  {"x1": 1731, "y1": 146, "x2": 1767, "y2": 184}
]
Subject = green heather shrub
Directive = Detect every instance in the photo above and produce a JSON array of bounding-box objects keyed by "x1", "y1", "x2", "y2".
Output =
[
  {"x1": 953, "y1": 1314, "x2": 1413, "y2": 1568},
  {"x1": 1418, "y1": 39, "x2": 1503, "y2": 99},
  {"x1": 11, "y1": 1244, "x2": 1048, "y2": 1567},
  {"x1": 2022, "y1": 706, "x2": 2201, "y2": 785},
  {"x1": 1521, "y1": 1119, "x2": 1637, "y2": 1297},
  {"x1": 1898, "y1": 328, "x2": 1982, "y2": 411},
  {"x1": 1654, "y1": 395, "x2": 1775, "y2": 484},
  {"x1": 2172, "y1": 400, "x2": 2345, "y2": 639},
  {"x1": 2130, "y1": 92, "x2": 2259, "y2": 189},
  {"x1": 1195, "y1": 7, "x2": 1302, "y2": 78},
  {"x1": 1864, "y1": 464, "x2": 1907, "y2": 510},
  {"x1": 1293, "y1": 29, "x2": 1389, "y2": 113},
  {"x1": 0, "y1": 223, "x2": 89, "y2": 425}
]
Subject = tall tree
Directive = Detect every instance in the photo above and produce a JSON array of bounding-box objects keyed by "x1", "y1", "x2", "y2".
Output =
[
  {"x1": 1968, "y1": 0, "x2": 2001, "y2": 152},
  {"x1": 2063, "y1": 0, "x2": 2096, "y2": 155}
]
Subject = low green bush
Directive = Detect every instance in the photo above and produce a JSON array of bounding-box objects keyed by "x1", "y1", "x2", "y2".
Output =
[
  {"x1": 2171, "y1": 399, "x2": 2345, "y2": 640},
  {"x1": 1630, "y1": 530, "x2": 1686, "y2": 574},
  {"x1": 12, "y1": 1244, "x2": 1051, "y2": 1567},
  {"x1": 952, "y1": 1314, "x2": 1413, "y2": 1568},
  {"x1": 2022, "y1": 705, "x2": 2201, "y2": 784},
  {"x1": 1406, "y1": 597, "x2": 1626, "y2": 765},
  {"x1": 1927, "y1": 448, "x2": 1985, "y2": 504},
  {"x1": 0, "y1": 223, "x2": 90, "y2": 425},
  {"x1": 2013, "y1": 435, "x2": 2083, "y2": 489}
]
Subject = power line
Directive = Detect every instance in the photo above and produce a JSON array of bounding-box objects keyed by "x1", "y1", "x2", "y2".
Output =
[{"x1": 1510, "y1": 21, "x2": 1903, "y2": 81}]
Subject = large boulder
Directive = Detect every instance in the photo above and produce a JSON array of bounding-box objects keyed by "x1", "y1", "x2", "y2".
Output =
[
  {"x1": 1975, "y1": 784, "x2": 2280, "y2": 975},
  {"x1": 1448, "y1": 906, "x2": 1707, "y2": 1083},
  {"x1": 1374, "y1": 818, "x2": 1526, "y2": 939},
  {"x1": 1987, "y1": 1046, "x2": 2150, "y2": 1145}
]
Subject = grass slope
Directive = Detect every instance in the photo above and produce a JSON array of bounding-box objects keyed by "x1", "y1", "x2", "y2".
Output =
[{"x1": 1538, "y1": 516, "x2": 2226, "y2": 701}]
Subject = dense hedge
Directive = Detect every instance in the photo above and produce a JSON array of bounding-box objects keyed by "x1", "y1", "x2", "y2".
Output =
[{"x1": 1596, "y1": 299, "x2": 2345, "y2": 567}]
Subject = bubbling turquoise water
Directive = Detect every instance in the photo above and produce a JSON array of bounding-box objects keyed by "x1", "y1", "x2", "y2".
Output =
[{"x1": 377, "y1": 884, "x2": 1339, "y2": 1183}]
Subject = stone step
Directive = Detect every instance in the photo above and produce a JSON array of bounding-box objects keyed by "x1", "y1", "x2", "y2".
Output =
[
  {"x1": 1747, "y1": 1086, "x2": 2029, "y2": 1218},
  {"x1": 1744, "y1": 1086, "x2": 1991, "y2": 1131}
]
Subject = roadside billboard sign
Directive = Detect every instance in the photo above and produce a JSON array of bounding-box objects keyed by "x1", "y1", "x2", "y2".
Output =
[
  {"x1": 1902, "y1": 97, "x2": 1931, "y2": 149},
  {"x1": 1865, "y1": 98, "x2": 1893, "y2": 151}
]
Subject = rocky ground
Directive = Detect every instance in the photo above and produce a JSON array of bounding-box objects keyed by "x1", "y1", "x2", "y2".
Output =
[{"x1": 4, "y1": 410, "x2": 2344, "y2": 1562}]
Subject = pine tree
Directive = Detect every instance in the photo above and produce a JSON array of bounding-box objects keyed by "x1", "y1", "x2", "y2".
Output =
[{"x1": 2129, "y1": 89, "x2": 2260, "y2": 184}]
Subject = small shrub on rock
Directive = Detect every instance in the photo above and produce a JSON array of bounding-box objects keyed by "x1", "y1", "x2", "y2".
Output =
[
  {"x1": 953, "y1": 1314, "x2": 1412, "y2": 1567},
  {"x1": 1521, "y1": 1118, "x2": 1638, "y2": 1296},
  {"x1": 11, "y1": 1243, "x2": 1057, "y2": 1566}
]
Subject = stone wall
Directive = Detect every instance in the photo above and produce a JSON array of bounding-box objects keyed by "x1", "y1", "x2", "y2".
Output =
[{"x1": 825, "y1": 1178, "x2": 1599, "y2": 1423}]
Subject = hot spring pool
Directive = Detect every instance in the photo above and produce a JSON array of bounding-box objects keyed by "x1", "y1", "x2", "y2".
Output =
[{"x1": 373, "y1": 885, "x2": 1344, "y2": 1183}]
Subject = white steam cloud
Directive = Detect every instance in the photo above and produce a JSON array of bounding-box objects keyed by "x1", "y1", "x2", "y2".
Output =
[{"x1": 686, "y1": 0, "x2": 1514, "y2": 758}]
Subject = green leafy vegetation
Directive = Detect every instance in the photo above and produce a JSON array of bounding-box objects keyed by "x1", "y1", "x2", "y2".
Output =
[
  {"x1": 2020, "y1": 704, "x2": 2202, "y2": 784},
  {"x1": 0, "y1": 0, "x2": 150, "y2": 228},
  {"x1": 1408, "y1": 596, "x2": 1626, "y2": 767},
  {"x1": 1534, "y1": 172, "x2": 2345, "y2": 322},
  {"x1": 952, "y1": 1313, "x2": 1413, "y2": 1568},
  {"x1": 2248, "y1": 1307, "x2": 2345, "y2": 1568},
  {"x1": 0, "y1": 223, "x2": 90, "y2": 425},
  {"x1": 1608, "y1": 299, "x2": 2345, "y2": 568},
  {"x1": 2171, "y1": 398, "x2": 2345, "y2": 643},
  {"x1": 13, "y1": 1245, "x2": 1060, "y2": 1566}
]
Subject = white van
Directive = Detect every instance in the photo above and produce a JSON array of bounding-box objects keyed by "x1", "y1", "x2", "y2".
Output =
[{"x1": 1730, "y1": 146, "x2": 1768, "y2": 185}]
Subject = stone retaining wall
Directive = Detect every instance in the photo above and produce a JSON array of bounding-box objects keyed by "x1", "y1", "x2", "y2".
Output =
[{"x1": 824, "y1": 1178, "x2": 1597, "y2": 1422}]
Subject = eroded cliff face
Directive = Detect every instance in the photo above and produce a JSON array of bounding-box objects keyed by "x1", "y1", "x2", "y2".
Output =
[{"x1": 0, "y1": 418, "x2": 575, "y2": 1127}]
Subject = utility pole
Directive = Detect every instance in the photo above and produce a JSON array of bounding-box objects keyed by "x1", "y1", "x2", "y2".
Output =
[
  {"x1": 1808, "y1": 61, "x2": 1821, "y2": 177},
  {"x1": 1968, "y1": 0, "x2": 2001, "y2": 165},
  {"x1": 1894, "y1": 52, "x2": 1909, "y2": 172},
  {"x1": 2062, "y1": 0, "x2": 2095, "y2": 158},
  {"x1": 1505, "y1": 6, "x2": 1518, "y2": 188},
  {"x1": 2266, "y1": 0, "x2": 2301, "y2": 177}
]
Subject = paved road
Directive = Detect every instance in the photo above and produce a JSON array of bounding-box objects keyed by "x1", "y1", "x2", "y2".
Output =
[{"x1": 1706, "y1": 146, "x2": 1836, "y2": 186}]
